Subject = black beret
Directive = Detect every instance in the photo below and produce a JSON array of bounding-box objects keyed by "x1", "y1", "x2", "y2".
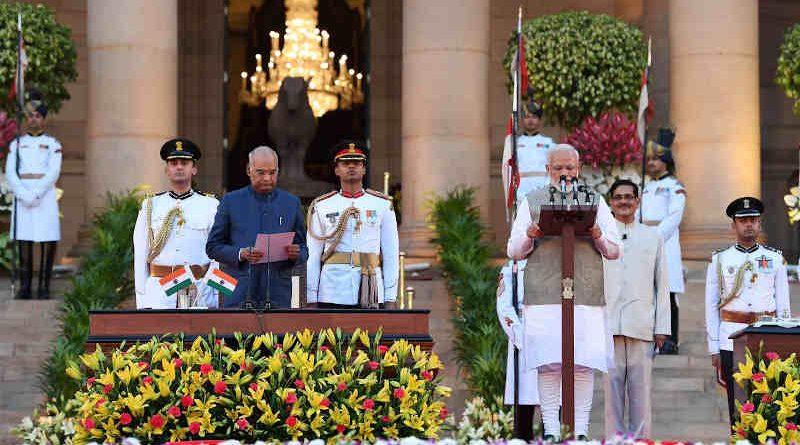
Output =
[{"x1": 160, "y1": 138, "x2": 201, "y2": 161}]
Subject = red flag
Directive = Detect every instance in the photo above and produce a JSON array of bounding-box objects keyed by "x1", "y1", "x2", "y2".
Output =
[{"x1": 518, "y1": 34, "x2": 528, "y2": 96}]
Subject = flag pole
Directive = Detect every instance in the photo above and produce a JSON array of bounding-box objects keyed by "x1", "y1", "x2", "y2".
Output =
[
  {"x1": 510, "y1": 5, "x2": 523, "y2": 438},
  {"x1": 10, "y1": 12, "x2": 24, "y2": 298},
  {"x1": 639, "y1": 36, "x2": 652, "y2": 223}
]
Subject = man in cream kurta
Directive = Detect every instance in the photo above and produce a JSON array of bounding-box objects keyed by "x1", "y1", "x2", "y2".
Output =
[
  {"x1": 507, "y1": 144, "x2": 621, "y2": 440},
  {"x1": 603, "y1": 179, "x2": 671, "y2": 439}
]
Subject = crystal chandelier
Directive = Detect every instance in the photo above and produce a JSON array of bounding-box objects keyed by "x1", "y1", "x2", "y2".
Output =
[{"x1": 238, "y1": 0, "x2": 364, "y2": 118}]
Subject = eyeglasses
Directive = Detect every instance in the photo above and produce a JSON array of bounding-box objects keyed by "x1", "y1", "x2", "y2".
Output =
[{"x1": 610, "y1": 194, "x2": 637, "y2": 201}]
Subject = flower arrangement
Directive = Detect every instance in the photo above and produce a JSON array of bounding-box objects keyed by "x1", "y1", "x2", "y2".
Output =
[
  {"x1": 444, "y1": 396, "x2": 513, "y2": 443},
  {"x1": 784, "y1": 186, "x2": 800, "y2": 225},
  {"x1": 732, "y1": 348, "x2": 800, "y2": 444},
  {"x1": 11, "y1": 398, "x2": 79, "y2": 445},
  {"x1": 66, "y1": 329, "x2": 450, "y2": 445}
]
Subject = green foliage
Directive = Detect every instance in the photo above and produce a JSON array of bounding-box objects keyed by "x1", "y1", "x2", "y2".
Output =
[
  {"x1": 428, "y1": 187, "x2": 504, "y2": 403},
  {"x1": 0, "y1": 3, "x2": 78, "y2": 113},
  {"x1": 503, "y1": 11, "x2": 647, "y2": 129},
  {"x1": 777, "y1": 23, "x2": 800, "y2": 116},
  {"x1": 39, "y1": 190, "x2": 142, "y2": 405},
  {"x1": 445, "y1": 396, "x2": 513, "y2": 442}
]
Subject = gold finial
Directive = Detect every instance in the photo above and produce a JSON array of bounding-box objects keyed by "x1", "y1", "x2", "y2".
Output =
[
  {"x1": 405, "y1": 286, "x2": 415, "y2": 309},
  {"x1": 399, "y1": 251, "x2": 406, "y2": 309}
]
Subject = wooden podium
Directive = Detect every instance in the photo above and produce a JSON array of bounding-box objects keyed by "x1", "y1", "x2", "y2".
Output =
[
  {"x1": 87, "y1": 309, "x2": 433, "y2": 352},
  {"x1": 730, "y1": 325, "x2": 800, "y2": 402}
]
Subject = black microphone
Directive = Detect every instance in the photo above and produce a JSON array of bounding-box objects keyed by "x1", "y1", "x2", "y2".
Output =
[
  {"x1": 570, "y1": 177, "x2": 579, "y2": 204},
  {"x1": 241, "y1": 247, "x2": 255, "y2": 310}
]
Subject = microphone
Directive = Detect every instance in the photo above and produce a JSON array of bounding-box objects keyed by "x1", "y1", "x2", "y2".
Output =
[
  {"x1": 570, "y1": 177, "x2": 579, "y2": 204},
  {"x1": 559, "y1": 175, "x2": 567, "y2": 205},
  {"x1": 241, "y1": 247, "x2": 255, "y2": 310}
]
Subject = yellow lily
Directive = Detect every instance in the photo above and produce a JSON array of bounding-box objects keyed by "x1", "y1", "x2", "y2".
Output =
[
  {"x1": 297, "y1": 328, "x2": 314, "y2": 349},
  {"x1": 66, "y1": 363, "x2": 82, "y2": 380},
  {"x1": 436, "y1": 385, "x2": 452, "y2": 397},
  {"x1": 734, "y1": 355, "x2": 755, "y2": 384}
]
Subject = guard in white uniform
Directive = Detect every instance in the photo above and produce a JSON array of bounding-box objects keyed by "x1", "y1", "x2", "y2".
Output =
[
  {"x1": 640, "y1": 127, "x2": 685, "y2": 354},
  {"x1": 306, "y1": 141, "x2": 399, "y2": 308},
  {"x1": 502, "y1": 97, "x2": 555, "y2": 207},
  {"x1": 133, "y1": 138, "x2": 220, "y2": 309},
  {"x1": 5, "y1": 98, "x2": 62, "y2": 299},
  {"x1": 705, "y1": 197, "x2": 790, "y2": 425}
]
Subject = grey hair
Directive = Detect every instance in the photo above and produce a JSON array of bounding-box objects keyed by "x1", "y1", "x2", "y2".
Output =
[
  {"x1": 546, "y1": 143, "x2": 580, "y2": 163},
  {"x1": 248, "y1": 146, "x2": 279, "y2": 168}
]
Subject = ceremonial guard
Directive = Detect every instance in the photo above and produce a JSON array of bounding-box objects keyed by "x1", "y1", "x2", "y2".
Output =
[
  {"x1": 705, "y1": 197, "x2": 790, "y2": 425},
  {"x1": 640, "y1": 127, "x2": 685, "y2": 354},
  {"x1": 5, "y1": 98, "x2": 62, "y2": 299},
  {"x1": 306, "y1": 142, "x2": 399, "y2": 308},
  {"x1": 133, "y1": 139, "x2": 220, "y2": 309},
  {"x1": 501, "y1": 96, "x2": 555, "y2": 206}
]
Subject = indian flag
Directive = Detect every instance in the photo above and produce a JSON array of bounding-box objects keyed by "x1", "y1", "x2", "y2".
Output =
[
  {"x1": 159, "y1": 266, "x2": 193, "y2": 296},
  {"x1": 206, "y1": 268, "x2": 237, "y2": 296}
]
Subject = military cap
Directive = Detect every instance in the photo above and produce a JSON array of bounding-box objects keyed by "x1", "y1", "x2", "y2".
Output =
[
  {"x1": 646, "y1": 127, "x2": 676, "y2": 165},
  {"x1": 333, "y1": 140, "x2": 368, "y2": 163},
  {"x1": 24, "y1": 89, "x2": 48, "y2": 118},
  {"x1": 160, "y1": 138, "x2": 201, "y2": 161},
  {"x1": 522, "y1": 97, "x2": 543, "y2": 118},
  {"x1": 726, "y1": 196, "x2": 764, "y2": 219}
]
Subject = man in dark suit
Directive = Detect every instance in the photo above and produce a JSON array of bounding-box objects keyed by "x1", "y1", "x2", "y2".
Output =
[{"x1": 206, "y1": 146, "x2": 308, "y2": 308}]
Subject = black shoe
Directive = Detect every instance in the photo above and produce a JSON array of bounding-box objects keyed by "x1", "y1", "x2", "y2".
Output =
[
  {"x1": 659, "y1": 339, "x2": 679, "y2": 355},
  {"x1": 16, "y1": 241, "x2": 33, "y2": 300},
  {"x1": 36, "y1": 242, "x2": 56, "y2": 300},
  {"x1": 15, "y1": 288, "x2": 32, "y2": 300},
  {"x1": 543, "y1": 435, "x2": 557, "y2": 442},
  {"x1": 576, "y1": 435, "x2": 589, "y2": 441}
]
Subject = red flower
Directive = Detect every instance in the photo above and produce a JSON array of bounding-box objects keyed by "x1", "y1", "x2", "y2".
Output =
[
  {"x1": 103, "y1": 384, "x2": 113, "y2": 394},
  {"x1": 200, "y1": 363, "x2": 213, "y2": 375},
  {"x1": 214, "y1": 339, "x2": 222, "y2": 345},
  {"x1": 762, "y1": 394, "x2": 773, "y2": 403},
  {"x1": 368, "y1": 361, "x2": 379, "y2": 370},
  {"x1": 294, "y1": 379, "x2": 305, "y2": 389},
  {"x1": 213, "y1": 381, "x2": 228, "y2": 394},
  {"x1": 337, "y1": 382, "x2": 347, "y2": 392},
  {"x1": 363, "y1": 399, "x2": 375, "y2": 410},
  {"x1": 393, "y1": 388, "x2": 405, "y2": 399},
  {"x1": 742, "y1": 402, "x2": 755, "y2": 413},
  {"x1": 336, "y1": 424, "x2": 346, "y2": 434},
  {"x1": 250, "y1": 383, "x2": 259, "y2": 392},
  {"x1": 142, "y1": 376, "x2": 153, "y2": 386},
  {"x1": 95, "y1": 399, "x2": 105, "y2": 407},
  {"x1": 189, "y1": 422, "x2": 201, "y2": 435},
  {"x1": 752, "y1": 373, "x2": 765, "y2": 382},
  {"x1": 83, "y1": 418, "x2": 95, "y2": 430},
  {"x1": 320, "y1": 345, "x2": 329, "y2": 351},
  {"x1": 320, "y1": 398, "x2": 330, "y2": 408},
  {"x1": 149, "y1": 414, "x2": 165, "y2": 429},
  {"x1": 766, "y1": 351, "x2": 780, "y2": 361},
  {"x1": 421, "y1": 370, "x2": 433, "y2": 381},
  {"x1": 173, "y1": 358, "x2": 183, "y2": 368},
  {"x1": 167, "y1": 406, "x2": 181, "y2": 417},
  {"x1": 378, "y1": 345, "x2": 389, "y2": 354},
  {"x1": 181, "y1": 395, "x2": 194, "y2": 407},
  {"x1": 381, "y1": 415, "x2": 390, "y2": 423},
  {"x1": 236, "y1": 418, "x2": 249, "y2": 430},
  {"x1": 138, "y1": 361, "x2": 149, "y2": 370},
  {"x1": 440, "y1": 408, "x2": 449, "y2": 419},
  {"x1": 87, "y1": 376, "x2": 96, "y2": 388},
  {"x1": 286, "y1": 416, "x2": 297, "y2": 427},
  {"x1": 275, "y1": 343, "x2": 283, "y2": 349},
  {"x1": 737, "y1": 429, "x2": 747, "y2": 438},
  {"x1": 119, "y1": 413, "x2": 132, "y2": 426},
  {"x1": 787, "y1": 422, "x2": 798, "y2": 431},
  {"x1": 285, "y1": 392, "x2": 297, "y2": 404}
]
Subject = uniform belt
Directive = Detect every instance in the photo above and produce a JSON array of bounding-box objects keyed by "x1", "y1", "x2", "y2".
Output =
[
  {"x1": 19, "y1": 173, "x2": 44, "y2": 179},
  {"x1": 149, "y1": 264, "x2": 209, "y2": 279},
  {"x1": 519, "y1": 171, "x2": 547, "y2": 178},
  {"x1": 643, "y1": 220, "x2": 660, "y2": 226},
  {"x1": 324, "y1": 252, "x2": 381, "y2": 267},
  {"x1": 720, "y1": 309, "x2": 775, "y2": 324}
]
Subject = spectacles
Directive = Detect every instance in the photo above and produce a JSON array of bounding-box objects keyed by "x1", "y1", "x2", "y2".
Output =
[{"x1": 610, "y1": 194, "x2": 637, "y2": 201}]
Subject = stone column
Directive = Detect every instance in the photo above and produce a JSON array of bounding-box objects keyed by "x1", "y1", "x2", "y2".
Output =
[
  {"x1": 401, "y1": 0, "x2": 490, "y2": 257},
  {"x1": 86, "y1": 0, "x2": 177, "y2": 214},
  {"x1": 669, "y1": 0, "x2": 759, "y2": 259}
]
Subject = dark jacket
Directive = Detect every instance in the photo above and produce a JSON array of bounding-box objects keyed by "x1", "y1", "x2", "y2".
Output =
[{"x1": 206, "y1": 186, "x2": 308, "y2": 308}]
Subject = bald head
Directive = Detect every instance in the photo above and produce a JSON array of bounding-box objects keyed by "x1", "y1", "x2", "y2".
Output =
[{"x1": 247, "y1": 146, "x2": 279, "y2": 194}]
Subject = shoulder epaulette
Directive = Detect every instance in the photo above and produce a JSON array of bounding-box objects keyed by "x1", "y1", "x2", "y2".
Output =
[
  {"x1": 154, "y1": 191, "x2": 167, "y2": 196},
  {"x1": 195, "y1": 190, "x2": 218, "y2": 199},
  {"x1": 312, "y1": 190, "x2": 337, "y2": 204},
  {"x1": 365, "y1": 189, "x2": 391, "y2": 200},
  {"x1": 711, "y1": 246, "x2": 728, "y2": 257},
  {"x1": 763, "y1": 245, "x2": 783, "y2": 255}
]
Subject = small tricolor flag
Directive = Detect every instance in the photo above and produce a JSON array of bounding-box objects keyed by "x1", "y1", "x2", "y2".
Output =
[
  {"x1": 159, "y1": 266, "x2": 193, "y2": 296},
  {"x1": 206, "y1": 268, "x2": 237, "y2": 296}
]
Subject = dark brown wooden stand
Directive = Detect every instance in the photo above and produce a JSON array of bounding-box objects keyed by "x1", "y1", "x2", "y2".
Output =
[{"x1": 730, "y1": 325, "x2": 800, "y2": 403}]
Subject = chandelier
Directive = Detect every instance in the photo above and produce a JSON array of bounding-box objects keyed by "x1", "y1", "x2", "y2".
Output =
[{"x1": 238, "y1": 0, "x2": 364, "y2": 118}]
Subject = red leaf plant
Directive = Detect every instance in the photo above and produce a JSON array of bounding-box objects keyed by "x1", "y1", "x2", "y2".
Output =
[{"x1": 564, "y1": 111, "x2": 642, "y2": 169}]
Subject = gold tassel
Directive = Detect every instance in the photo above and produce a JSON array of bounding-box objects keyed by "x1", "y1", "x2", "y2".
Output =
[{"x1": 359, "y1": 263, "x2": 379, "y2": 309}]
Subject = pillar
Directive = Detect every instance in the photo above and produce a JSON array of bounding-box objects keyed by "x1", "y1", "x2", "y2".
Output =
[
  {"x1": 401, "y1": 0, "x2": 490, "y2": 257},
  {"x1": 86, "y1": 0, "x2": 177, "y2": 214},
  {"x1": 669, "y1": 0, "x2": 760, "y2": 259}
]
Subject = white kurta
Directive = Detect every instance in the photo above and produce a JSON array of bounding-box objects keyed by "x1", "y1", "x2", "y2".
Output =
[
  {"x1": 507, "y1": 192, "x2": 621, "y2": 372},
  {"x1": 306, "y1": 190, "x2": 399, "y2": 305},
  {"x1": 705, "y1": 244, "x2": 790, "y2": 353},
  {"x1": 501, "y1": 133, "x2": 555, "y2": 205},
  {"x1": 640, "y1": 175, "x2": 685, "y2": 293},
  {"x1": 5, "y1": 133, "x2": 62, "y2": 242},
  {"x1": 496, "y1": 261, "x2": 539, "y2": 405},
  {"x1": 133, "y1": 191, "x2": 220, "y2": 309}
]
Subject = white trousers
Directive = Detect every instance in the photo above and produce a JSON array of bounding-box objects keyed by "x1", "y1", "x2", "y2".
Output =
[
  {"x1": 604, "y1": 336, "x2": 653, "y2": 438},
  {"x1": 538, "y1": 364, "x2": 594, "y2": 438}
]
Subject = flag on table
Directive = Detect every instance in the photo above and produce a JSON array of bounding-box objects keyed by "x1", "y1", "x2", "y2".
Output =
[
  {"x1": 205, "y1": 267, "x2": 237, "y2": 297},
  {"x1": 159, "y1": 265, "x2": 194, "y2": 296},
  {"x1": 8, "y1": 13, "x2": 27, "y2": 110}
]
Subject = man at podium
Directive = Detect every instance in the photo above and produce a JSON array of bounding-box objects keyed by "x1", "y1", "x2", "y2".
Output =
[{"x1": 507, "y1": 144, "x2": 620, "y2": 440}]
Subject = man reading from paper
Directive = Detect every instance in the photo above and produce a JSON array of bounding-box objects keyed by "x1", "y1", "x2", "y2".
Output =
[
  {"x1": 206, "y1": 146, "x2": 308, "y2": 308},
  {"x1": 507, "y1": 144, "x2": 621, "y2": 440}
]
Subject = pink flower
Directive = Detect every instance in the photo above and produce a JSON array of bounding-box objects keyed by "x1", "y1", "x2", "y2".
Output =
[
  {"x1": 336, "y1": 424, "x2": 346, "y2": 434},
  {"x1": 181, "y1": 395, "x2": 194, "y2": 407},
  {"x1": 786, "y1": 422, "x2": 798, "y2": 431},
  {"x1": 138, "y1": 361, "x2": 149, "y2": 370},
  {"x1": 200, "y1": 363, "x2": 213, "y2": 375},
  {"x1": 762, "y1": 394, "x2": 773, "y2": 403},
  {"x1": 363, "y1": 399, "x2": 375, "y2": 410},
  {"x1": 83, "y1": 418, "x2": 95, "y2": 430},
  {"x1": 213, "y1": 381, "x2": 228, "y2": 394},
  {"x1": 142, "y1": 376, "x2": 153, "y2": 386},
  {"x1": 103, "y1": 384, "x2": 113, "y2": 394},
  {"x1": 95, "y1": 399, "x2": 105, "y2": 407},
  {"x1": 741, "y1": 402, "x2": 755, "y2": 414},
  {"x1": 378, "y1": 345, "x2": 389, "y2": 354},
  {"x1": 320, "y1": 398, "x2": 330, "y2": 408},
  {"x1": 285, "y1": 392, "x2": 297, "y2": 404},
  {"x1": 320, "y1": 345, "x2": 329, "y2": 351},
  {"x1": 393, "y1": 388, "x2": 405, "y2": 399},
  {"x1": 189, "y1": 422, "x2": 201, "y2": 435},
  {"x1": 294, "y1": 379, "x2": 305, "y2": 389},
  {"x1": 752, "y1": 373, "x2": 765, "y2": 382},
  {"x1": 173, "y1": 358, "x2": 183, "y2": 368},
  {"x1": 87, "y1": 376, "x2": 96, "y2": 388},
  {"x1": 421, "y1": 370, "x2": 433, "y2": 381},
  {"x1": 381, "y1": 415, "x2": 390, "y2": 423},
  {"x1": 737, "y1": 429, "x2": 746, "y2": 438},
  {"x1": 167, "y1": 406, "x2": 181, "y2": 417},
  {"x1": 119, "y1": 413, "x2": 132, "y2": 425},
  {"x1": 286, "y1": 416, "x2": 297, "y2": 427},
  {"x1": 236, "y1": 418, "x2": 249, "y2": 430},
  {"x1": 250, "y1": 383, "x2": 259, "y2": 392},
  {"x1": 275, "y1": 343, "x2": 283, "y2": 349},
  {"x1": 149, "y1": 414, "x2": 165, "y2": 429},
  {"x1": 766, "y1": 351, "x2": 780, "y2": 361},
  {"x1": 337, "y1": 382, "x2": 347, "y2": 392},
  {"x1": 440, "y1": 408, "x2": 449, "y2": 419},
  {"x1": 368, "y1": 361, "x2": 379, "y2": 370}
]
